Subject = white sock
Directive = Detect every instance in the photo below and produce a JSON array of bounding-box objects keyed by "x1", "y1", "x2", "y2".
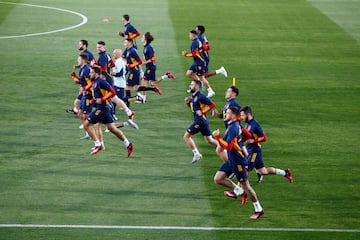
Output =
[
  {"x1": 207, "y1": 87, "x2": 214, "y2": 93},
  {"x1": 94, "y1": 140, "x2": 101, "y2": 147},
  {"x1": 123, "y1": 122, "x2": 129, "y2": 127},
  {"x1": 192, "y1": 148, "x2": 200, "y2": 155},
  {"x1": 253, "y1": 201, "x2": 263, "y2": 212},
  {"x1": 161, "y1": 74, "x2": 168, "y2": 80},
  {"x1": 125, "y1": 108, "x2": 132, "y2": 116},
  {"x1": 215, "y1": 68, "x2": 221, "y2": 74},
  {"x1": 101, "y1": 141, "x2": 105, "y2": 146},
  {"x1": 276, "y1": 169, "x2": 286, "y2": 176},
  {"x1": 233, "y1": 185, "x2": 244, "y2": 196},
  {"x1": 123, "y1": 139, "x2": 130, "y2": 147}
]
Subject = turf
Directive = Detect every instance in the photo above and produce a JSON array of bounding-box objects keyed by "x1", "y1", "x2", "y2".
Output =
[{"x1": 0, "y1": 0, "x2": 359, "y2": 239}]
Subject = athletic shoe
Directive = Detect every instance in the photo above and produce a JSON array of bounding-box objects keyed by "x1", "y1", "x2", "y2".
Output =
[
  {"x1": 257, "y1": 173, "x2": 264, "y2": 183},
  {"x1": 166, "y1": 71, "x2": 176, "y2": 80},
  {"x1": 285, "y1": 168, "x2": 293, "y2": 183},
  {"x1": 90, "y1": 145, "x2": 104, "y2": 155},
  {"x1": 80, "y1": 135, "x2": 90, "y2": 140},
  {"x1": 154, "y1": 86, "x2": 163, "y2": 96},
  {"x1": 79, "y1": 124, "x2": 84, "y2": 129},
  {"x1": 136, "y1": 95, "x2": 145, "y2": 104},
  {"x1": 250, "y1": 210, "x2": 265, "y2": 219},
  {"x1": 127, "y1": 143, "x2": 134, "y2": 157},
  {"x1": 191, "y1": 153, "x2": 202, "y2": 164},
  {"x1": 128, "y1": 111, "x2": 135, "y2": 120},
  {"x1": 219, "y1": 66, "x2": 228, "y2": 77},
  {"x1": 127, "y1": 119, "x2": 139, "y2": 129},
  {"x1": 104, "y1": 128, "x2": 110, "y2": 133},
  {"x1": 224, "y1": 191, "x2": 238, "y2": 199},
  {"x1": 207, "y1": 91, "x2": 215, "y2": 98},
  {"x1": 66, "y1": 108, "x2": 78, "y2": 115},
  {"x1": 241, "y1": 193, "x2": 248, "y2": 206}
]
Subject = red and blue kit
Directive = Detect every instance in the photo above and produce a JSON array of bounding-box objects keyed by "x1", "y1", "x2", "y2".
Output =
[
  {"x1": 79, "y1": 64, "x2": 93, "y2": 114},
  {"x1": 97, "y1": 51, "x2": 115, "y2": 85},
  {"x1": 125, "y1": 47, "x2": 142, "y2": 86},
  {"x1": 187, "y1": 91, "x2": 215, "y2": 136},
  {"x1": 244, "y1": 118, "x2": 267, "y2": 170},
  {"x1": 185, "y1": 38, "x2": 206, "y2": 76},
  {"x1": 197, "y1": 33, "x2": 210, "y2": 72},
  {"x1": 143, "y1": 43, "x2": 156, "y2": 80}
]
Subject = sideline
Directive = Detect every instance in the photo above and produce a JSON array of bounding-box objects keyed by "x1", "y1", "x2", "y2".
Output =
[
  {"x1": 0, "y1": 224, "x2": 359, "y2": 233},
  {"x1": 0, "y1": 2, "x2": 87, "y2": 39}
]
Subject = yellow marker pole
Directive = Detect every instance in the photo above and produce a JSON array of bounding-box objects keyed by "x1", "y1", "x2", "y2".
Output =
[{"x1": 232, "y1": 77, "x2": 236, "y2": 86}]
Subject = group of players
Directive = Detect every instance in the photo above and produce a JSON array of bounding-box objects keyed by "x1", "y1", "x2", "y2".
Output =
[
  {"x1": 183, "y1": 81, "x2": 293, "y2": 219},
  {"x1": 66, "y1": 14, "x2": 177, "y2": 157},
  {"x1": 66, "y1": 14, "x2": 293, "y2": 220}
]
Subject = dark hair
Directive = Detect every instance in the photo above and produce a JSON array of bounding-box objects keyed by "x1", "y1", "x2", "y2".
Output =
[
  {"x1": 123, "y1": 14, "x2": 130, "y2": 21},
  {"x1": 125, "y1": 38, "x2": 134, "y2": 44},
  {"x1": 240, "y1": 106, "x2": 253, "y2": 115},
  {"x1": 229, "y1": 86, "x2": 239, "y2": 96},
  {"x1": 92, "y1": 66, "x2": 101, "y2": 75},
  {"x1": 193, "y1": 80, "x2": 202, "y2": 88},
  {"x1": 79, "y1": 52, "x2": 89, "y2": 62},
  {"x1": 229, "y1": 106, "x2": 240, "y2": 115},
  {"x1": 144, "y1": 32, "x2": 154, "y2": 44},
  {"x1": 80, "y1": 39, "x2": 88, "y2": 47},
  {"x1": 196, "y1": 25, "x2": 205, "y2": 34},
  {"x1": 97, "y1": 40, "x2": 106, "y2": 46},
  {"x1": 190, "y1": 30, "x2": 197, "y2": 35}
]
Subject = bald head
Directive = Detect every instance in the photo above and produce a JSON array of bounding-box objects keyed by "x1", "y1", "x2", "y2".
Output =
[{"x1": 113, "y1": 49, "x2": 123, "y2": 59}]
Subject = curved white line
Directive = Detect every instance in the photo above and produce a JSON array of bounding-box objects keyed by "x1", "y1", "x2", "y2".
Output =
[{"x1": 0, "y1": 2, "x2": 88, "y2": 39}]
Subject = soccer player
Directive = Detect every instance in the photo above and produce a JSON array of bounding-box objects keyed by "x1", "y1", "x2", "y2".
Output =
[
  {"x1": 96, "y1": 42, "x2": 138, "y2": 125},
  {"x1": 213, "y1": 106, "x2": 265, "y2": 219},
  {"x1": 83, "y1": 67, "x2": 134, "y2": 157},
  {"x1": 67, "y1": 39, "x2": 95, "y2": 115},
  {"x1": 123, "y1": 38, "x2": 144, "y2": 106},
  {"x1": 239, "y1": 106, "x2": 293, "y2": 183},
  {"x1": 195, "y1": 25, "x2": 227, "y2": 78},
  {"x1": 139, "y1": 32, "x2": 176, "y2": 102},
  {"x1": 183, "y1": 80, "x2": 218, "y2": 164},
  {"x1": 212, "y1": 86, "x2": 246, "y2": 161},
  {"x1": 77, "y1": 53, "x2": 93, "y2": 140},
  {"x1": 118, "y1": 14, "x2": 140, "y2": 49},
  {"x1": 182, "y1": 30, "x2": 215, "y2": 98}
]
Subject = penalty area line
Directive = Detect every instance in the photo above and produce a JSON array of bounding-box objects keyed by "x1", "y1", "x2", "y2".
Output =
[
  {"x1": 0, "y1": 2, "x2": 88, "y2": 39},
  {"x1": 0, "y1": 224, "x2": 359, "y2": 233}
]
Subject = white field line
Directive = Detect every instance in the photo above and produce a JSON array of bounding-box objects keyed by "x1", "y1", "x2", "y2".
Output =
[
  {"x1": 0, "y1": 224, "x2": 359, "y2": 233},
  {"x1": 0, "y1": 2, "x2": 88, "y2": 39}
]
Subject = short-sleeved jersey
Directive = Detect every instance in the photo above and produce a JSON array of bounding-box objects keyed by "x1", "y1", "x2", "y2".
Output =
[
  {"x1": 79, "y1": 64, "x2": 92, "y2": 88},
  {"x1": 223, "y1": 99, "x2": 241, "y2": 128},
  {"x1": 245, "y1": 118, "x2": 264, "y2": 153},
  {"x1": 190, "y1": 91, "x2": 214, "y2": 121},
  {"x1": 83, "y1": 49, "x2": 95, "y2": 62},
  {"x1": 125, "y1": 47, "x2": 142, "y2": 70},
  {"x1": 190, "y1": 38, "x2": 205, "y2": 65},
  {"x1": 223, "y1": 121, "x2": 247, "y2": 164},
  {"x1": 143, "y1": 43, "x2": 156, "y2": 70},
  {"x1": 112, "y1": 58, "x2": 126, "y2": 88},
  {"x1": 92, "y1": 77, "x2": 113, "y2": 108}
]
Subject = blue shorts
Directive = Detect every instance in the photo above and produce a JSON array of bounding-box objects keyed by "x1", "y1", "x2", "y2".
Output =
[
  {"x1": 80, "y1": 96, "x2": 93, "y2": 114},
  {"x1": 230, "y1": 159, "x2": 248, "y2": 182},
  {"x1": 246, "y1": 150, "x2": 264, "y2": 171},
  {"x1": 127, "y1": 68, "x2": 140, "y2": 86},
  {"x1": 144, "y1": 67, "x2": 156, "y2": 81},
  {"x1": 189, "y1": 63, "x2": 206, "y2": 76},
  {"x1": 114, "y1": 86, "x2": 125, "y2": 100},
  {"x1": 77, "y1": 93, "x2": 82, "y2": 100},
  {"x1": 87, "y1": 107, "x2": 114, "y2": 124},
  {"x1": 219, "y1": 160, "x2": 233, "y2": 177},
  {"x1": 187, "y1": 119, "x2": 211, "y2": 136}
]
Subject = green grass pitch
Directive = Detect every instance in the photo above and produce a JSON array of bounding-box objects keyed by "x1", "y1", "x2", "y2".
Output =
[{"x1": 0, "y1": 0, "x2": 359, "y2": 239}]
